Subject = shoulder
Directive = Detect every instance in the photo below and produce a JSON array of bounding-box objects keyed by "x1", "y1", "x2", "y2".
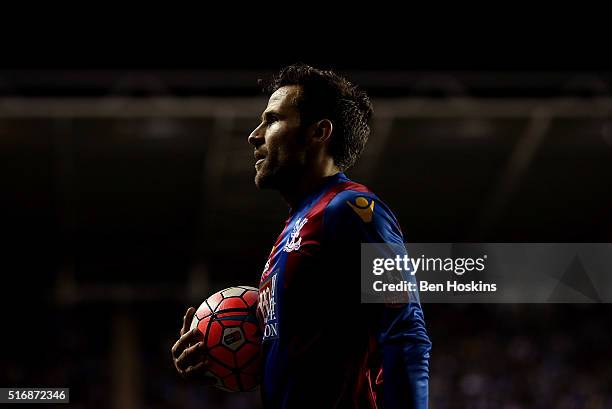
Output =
[
  {"x1": 326, "y1": 184, "x2": 397, "y2": 224},
  {"x1": 323, "y1": 182, "x2": 404, "y2": 243}
]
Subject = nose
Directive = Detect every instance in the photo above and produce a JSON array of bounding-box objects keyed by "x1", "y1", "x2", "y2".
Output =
[{"x1": 248, "y1": 123, "x2": 264, "y2": 148}]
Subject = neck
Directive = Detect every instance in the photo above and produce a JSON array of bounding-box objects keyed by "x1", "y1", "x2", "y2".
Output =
[{"x1": 279, "y1": 164, "x2": 341, "y2": 210}]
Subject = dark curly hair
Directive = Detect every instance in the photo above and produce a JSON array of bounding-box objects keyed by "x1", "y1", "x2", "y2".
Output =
[{"x1": 261, "y1": 63, "x2": 373, "y2": 171}]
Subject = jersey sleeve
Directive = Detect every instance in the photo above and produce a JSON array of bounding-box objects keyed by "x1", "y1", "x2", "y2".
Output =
[
  {"x1": 322, "y1": 189, "x2": 404, "y2": 245},
  {"x1": 322, "y1": 189, "x2": 432, "y2": 409}
]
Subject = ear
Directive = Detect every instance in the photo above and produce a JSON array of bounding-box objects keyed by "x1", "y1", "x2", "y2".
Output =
[{"x1": 311, "y1": 119, "x2": 333, "y2": 143}]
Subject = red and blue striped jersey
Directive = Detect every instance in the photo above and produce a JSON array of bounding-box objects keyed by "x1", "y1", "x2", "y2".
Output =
[{"x1": 257, "y1": 172, "x2": 430, "y2": 409}]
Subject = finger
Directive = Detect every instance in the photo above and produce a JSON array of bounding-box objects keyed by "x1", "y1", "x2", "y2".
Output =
[
  {"x1": 183, "y1": 360, "x2": 214, "y2": 383},
  {"x1": 180, "y1": 307, "x2": 196, "y2": 337},
  {"x1": 172, "y1": 328, "x2": 201, "y2": 359},
  {"x1": 177, "y1": 344, "x2": 208, "y2": 373},
  {"x1": 177, "y1": 350, "x2": 207, "y2": 376},
  {"x1": 176, "y1": 341, "x2": 208, "y2": 370},
  {"x1": 172, "y1": 327, "x2": 202, "y2": 359}
]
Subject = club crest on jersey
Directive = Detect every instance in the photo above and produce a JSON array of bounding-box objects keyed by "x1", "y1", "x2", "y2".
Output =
[
  {"x1": 347, "y1": 196, "x2": 375, "y2": 223},
  {"x1": 283, "y1": 217, "x2": 308, "y2": 252}
]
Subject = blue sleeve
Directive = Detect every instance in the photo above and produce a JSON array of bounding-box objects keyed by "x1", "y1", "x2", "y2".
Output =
[{"x1": 323, "y1": 190, "x2": 431, "y2": 409}]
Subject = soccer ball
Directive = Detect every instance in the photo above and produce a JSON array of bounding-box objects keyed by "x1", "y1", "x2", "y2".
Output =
[{"x1": 190, "y1": 286, "x2": 262, "y2": 392}]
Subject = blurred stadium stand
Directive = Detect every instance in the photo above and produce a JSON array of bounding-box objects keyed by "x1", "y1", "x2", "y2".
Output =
[{"x1": 1, "y1": 69, "x2": 611, "y2": 408}]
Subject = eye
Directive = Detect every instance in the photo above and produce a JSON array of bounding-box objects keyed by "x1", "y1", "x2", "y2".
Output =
[{"x1": 265, "y1": 114, "x2": 278, "y2": 125}]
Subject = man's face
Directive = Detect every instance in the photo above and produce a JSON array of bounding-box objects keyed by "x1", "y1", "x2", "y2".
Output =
[{"x1": 248, "y1": 85, "x2": 307, "y2": 189}]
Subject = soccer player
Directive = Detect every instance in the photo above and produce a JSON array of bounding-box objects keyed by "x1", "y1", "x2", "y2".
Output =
[{"x1": 172, "y1": 64, "x2": 431, "y2": 409}]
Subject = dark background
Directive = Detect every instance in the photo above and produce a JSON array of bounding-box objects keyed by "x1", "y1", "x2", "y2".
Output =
[{"x1": 1, "y1": 60, "x2": 611, "y2": 408}]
